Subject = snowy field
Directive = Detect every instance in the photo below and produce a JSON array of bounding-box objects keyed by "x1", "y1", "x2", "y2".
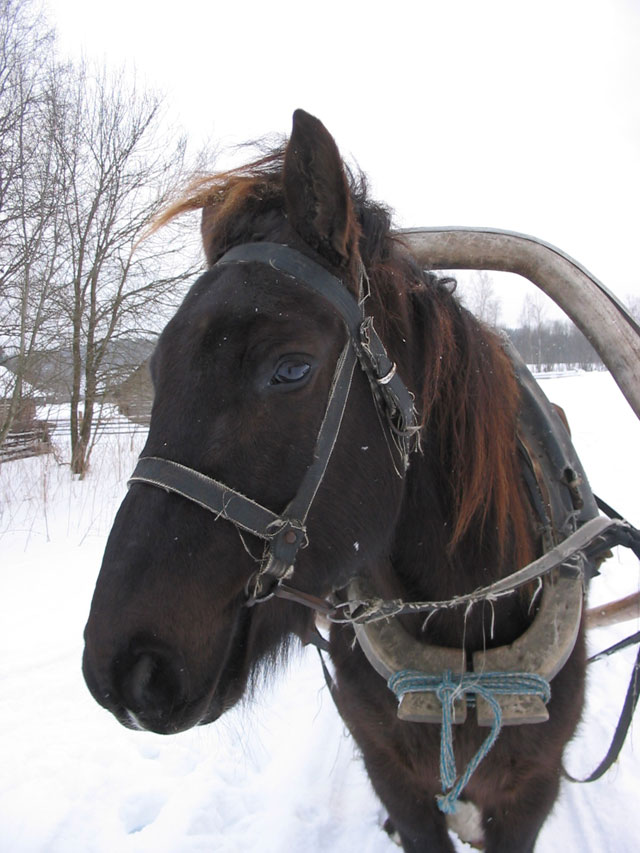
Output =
[{"x1": 1, "y1": 371, "x2": 638, "y2": 852}]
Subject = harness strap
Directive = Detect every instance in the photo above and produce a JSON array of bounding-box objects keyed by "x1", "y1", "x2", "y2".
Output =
[
  {"x1": 561, "y1": 493, "x2": 640, "y2": 784},
  {"x1": 219, "y1": 242, "x2": 419, "y2": 463},
  {"x1": 332, "y1": 516, "x2": 631, "y2": 624},
  {"x1": 218, "y1": 242, "x2": 363, "y2": 336},
  {"x1": 279, "y1": 342, "x2": 357, "y2": 528},
  {"x1": 128, "y1": 458, "x2": 306, "y2": 573},
  {"x1": 589, "y1": 631, "x2": 640, "y2": 664},
  {"x1": 252, "y1": 340, "x2": 358, "y2": 598},
  {"x1": 564, "y1": 644, "x2": 640, "y2": 784},
  {"x1": 128, "y1": 456, "x2": 280, "y2": 538}
]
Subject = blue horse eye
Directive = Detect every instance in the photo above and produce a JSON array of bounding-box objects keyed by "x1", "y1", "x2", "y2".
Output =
[{"x1": 271, "y1": 359, "x2": 311, "y2": 385}]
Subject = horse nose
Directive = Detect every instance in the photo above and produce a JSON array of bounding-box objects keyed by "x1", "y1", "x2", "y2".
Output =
[{"x1": 115, "y1": 640, "x2": 190, "y2": 733}]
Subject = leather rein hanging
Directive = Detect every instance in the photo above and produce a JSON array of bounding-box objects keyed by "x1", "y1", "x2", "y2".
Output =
[{"x1": 128, "y1": 242, "x2": 420, "y2": 603}]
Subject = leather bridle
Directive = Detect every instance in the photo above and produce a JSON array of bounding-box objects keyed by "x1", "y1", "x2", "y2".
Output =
[
  {"x1": 124, "y1": 240, "x2": 640, "y2": 790},
  {"x1": 127, "y1": 242, "x2": 419, "y2": 603}
]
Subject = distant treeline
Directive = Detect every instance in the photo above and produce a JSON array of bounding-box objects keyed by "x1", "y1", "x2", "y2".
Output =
[{"x1": 504, "y1": 321, "x2": 602, "y2": 370}]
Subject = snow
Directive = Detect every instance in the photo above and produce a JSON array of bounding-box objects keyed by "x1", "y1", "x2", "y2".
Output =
[{"x1": 1, "y1": 372, "x2": 639, "y2": 852}]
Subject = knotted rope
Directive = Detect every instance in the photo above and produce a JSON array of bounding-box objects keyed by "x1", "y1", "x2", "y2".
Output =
[{"x1": 388, "y1": 669, "x2": 551, "y2": 814}]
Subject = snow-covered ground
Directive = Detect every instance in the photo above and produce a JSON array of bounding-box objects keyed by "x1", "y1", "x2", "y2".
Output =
[{"x1": 1, "y1": 371, "x2": 638, "y2": 852}]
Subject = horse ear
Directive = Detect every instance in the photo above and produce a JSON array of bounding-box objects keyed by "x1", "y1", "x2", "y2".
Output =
[{"x1": 283, "y1": 109, "x2": 357, "y2": 266}]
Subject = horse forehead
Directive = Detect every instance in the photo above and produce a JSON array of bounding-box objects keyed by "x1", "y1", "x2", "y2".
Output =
[{"x1": 177, "y1": 263, "x2": 345, "y2": 335}]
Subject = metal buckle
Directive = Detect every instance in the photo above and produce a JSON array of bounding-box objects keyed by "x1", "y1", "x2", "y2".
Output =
[
  {"x1": 377, "y1": 363, "x2": 397, "y2": 385},
  {"x1": 244, "y1": 571, "x2": 281, "y2": 607}
]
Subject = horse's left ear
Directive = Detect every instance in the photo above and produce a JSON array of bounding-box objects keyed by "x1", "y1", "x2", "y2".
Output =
[{"x1": 283, "y1": 109, "x2": 358, "y2": 266}]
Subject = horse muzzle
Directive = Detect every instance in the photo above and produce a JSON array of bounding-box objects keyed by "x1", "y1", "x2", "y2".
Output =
[{"x1": 82, "y1": 636, "x2": 214, "y2": 735}]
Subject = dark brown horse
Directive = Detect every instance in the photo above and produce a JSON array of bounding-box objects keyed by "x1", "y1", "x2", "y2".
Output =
[{"x1": 83, "y1": 110, "x2": 595, "y2": 851}]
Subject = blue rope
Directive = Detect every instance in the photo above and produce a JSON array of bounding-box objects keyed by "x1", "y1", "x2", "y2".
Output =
[{"x1": 387, "y1": 669, "x2": 551, "y2": 814}]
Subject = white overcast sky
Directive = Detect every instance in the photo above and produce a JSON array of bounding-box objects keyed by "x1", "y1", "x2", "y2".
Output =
[{"x1": 45, "y1": 0, "x2": 640, "y2": 325}]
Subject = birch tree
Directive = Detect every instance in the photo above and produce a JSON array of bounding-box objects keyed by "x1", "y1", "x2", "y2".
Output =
[
  {"x1": 465, "y1": 270, "x2": 501, "y2": 326},
  {"x1": 519, "y1": 291, "x2": 547, "y2": 371}
]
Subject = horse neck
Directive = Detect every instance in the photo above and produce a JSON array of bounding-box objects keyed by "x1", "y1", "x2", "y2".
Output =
[{"x1": 373, "y1": 285, "x2": 536, "y2": 646}]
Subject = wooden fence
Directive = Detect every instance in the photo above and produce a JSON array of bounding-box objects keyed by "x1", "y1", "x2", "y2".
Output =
[
  {"x1": 0, "y1": 415, "x2": 150, "y2": 464},
  {"x1": 0, "y1": 422, "x2": 52, "y2": 463}
]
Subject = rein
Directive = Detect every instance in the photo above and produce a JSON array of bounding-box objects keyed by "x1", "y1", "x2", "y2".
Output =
[{"x1": 128, "y1": 242, "x2": 419, "y2": 602}]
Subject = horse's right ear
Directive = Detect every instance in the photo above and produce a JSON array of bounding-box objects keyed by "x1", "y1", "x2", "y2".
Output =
[{"x1": 283, "y1": 109, "x2": 357, "y2": 267}]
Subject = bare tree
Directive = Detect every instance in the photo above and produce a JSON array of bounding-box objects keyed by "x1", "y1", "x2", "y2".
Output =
[
  {"x1": 48, "y1": 62, "x2": 200, "y2": 475},
  {"x1": 0, "y1": 3, "x2": 203, "y2": 472},
  {"x1": 0, "y1": 0, "x2": 60, "y2": 444},
  {"x1": 464, "y1": 270, "x2": 501, "y2": 326},
  {"x1": 519, "y1": 292, "x2": 547, "y2": 370}
]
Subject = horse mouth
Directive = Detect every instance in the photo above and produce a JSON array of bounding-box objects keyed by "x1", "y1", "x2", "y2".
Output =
[{"x1": 197, "y1": 605, "x2": 254, "y2": 726}]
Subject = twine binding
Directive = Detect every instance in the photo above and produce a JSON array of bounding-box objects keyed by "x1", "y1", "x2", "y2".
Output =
[{"x1": 388, "y1": 669, "x2": 551, "y2": 814}]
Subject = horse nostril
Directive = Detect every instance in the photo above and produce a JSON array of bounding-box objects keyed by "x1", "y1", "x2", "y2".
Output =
[
  {"x1": 128, "y1": 653, "x2": 166, "y2": 708},
  {"x1": 116, "y1": 642, "x2": 189, "y2": 723}
]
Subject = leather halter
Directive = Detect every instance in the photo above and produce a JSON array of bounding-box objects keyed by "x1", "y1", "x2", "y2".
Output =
[{"x1": 128, "y1": 242, "x2": 419, "y2": 601}]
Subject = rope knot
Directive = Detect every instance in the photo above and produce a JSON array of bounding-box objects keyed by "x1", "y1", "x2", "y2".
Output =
[
  {"x1": 388, "y1": 668, "x2": 551, "y2": 814},
  {"x1": 434, "y1": 670, "x2": 460, "y2": 705}
]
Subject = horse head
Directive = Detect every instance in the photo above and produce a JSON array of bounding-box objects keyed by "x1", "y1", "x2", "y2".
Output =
[{"x1": 82, "y1": 110, "x2": 409, "y2": 734}]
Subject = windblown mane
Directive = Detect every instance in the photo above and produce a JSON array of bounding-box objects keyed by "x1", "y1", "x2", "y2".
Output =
[{"x1": 154, "y1": 149, "x2": 533, "y2": 568}]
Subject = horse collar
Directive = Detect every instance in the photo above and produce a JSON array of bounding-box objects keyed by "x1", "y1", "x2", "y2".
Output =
[{"x1": 128, "y1": 242, "x2": 419, "y2": 603}]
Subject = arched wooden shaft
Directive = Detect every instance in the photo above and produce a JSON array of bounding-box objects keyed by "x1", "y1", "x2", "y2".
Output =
[
  {"x1": 586, "y1": 591, "x2": 640, "y2": 629},
  {"x1": 400, "y1": 227, "x2": 640, "y2": 421}
]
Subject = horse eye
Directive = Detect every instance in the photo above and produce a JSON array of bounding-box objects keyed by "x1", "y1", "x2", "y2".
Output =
[{"x1": 271, "y1": 358, "x2": 312, "y2": 386}]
